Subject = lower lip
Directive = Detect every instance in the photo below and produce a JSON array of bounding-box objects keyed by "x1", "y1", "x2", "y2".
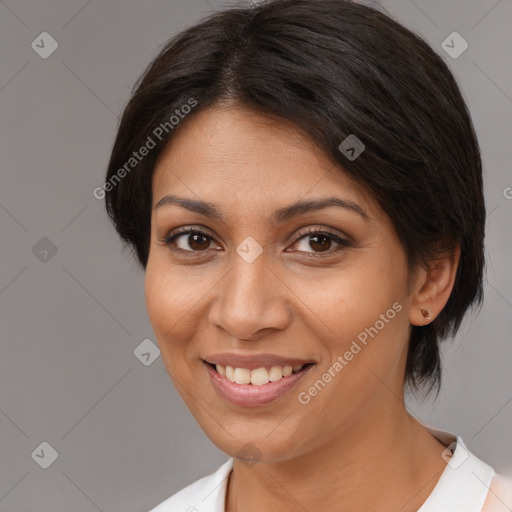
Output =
[{"x1": 204, "y1": 361, "x2": 314, "y2": 407}]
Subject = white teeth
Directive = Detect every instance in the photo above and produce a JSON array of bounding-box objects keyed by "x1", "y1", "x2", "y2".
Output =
[
  {"x1": 234, "y1": 368, "x2": 251, "y2": 384},
  {"x1": 225, "y1": 365, "x2": 235, "y2": 382},
  {"x1": 213, "y1": 363, "x2": 305, "y2": 385},
  {"x1": 268, "y1": 366, "x2": 283, "y2": 382},
  {"x1": 250, "y1": 367, "x2": 269, "y2": 385}
]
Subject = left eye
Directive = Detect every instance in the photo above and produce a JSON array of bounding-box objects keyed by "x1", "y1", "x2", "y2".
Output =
[{"x1": 290, "y1": 230, "x2": 350, "y2": 254}]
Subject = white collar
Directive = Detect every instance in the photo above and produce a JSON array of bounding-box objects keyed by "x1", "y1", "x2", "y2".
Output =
[
  {"x1": 148, "y1": 424, "x2": 496, "y2": 512},
  {"x1": 418, "y1": 424, "x2": 495, "y2": 512}
]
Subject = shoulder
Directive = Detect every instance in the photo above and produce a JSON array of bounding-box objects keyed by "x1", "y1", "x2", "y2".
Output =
[
  {"x1": 482, "y1": 474, "x2": 512, "y2": 512},
  {"x1": 147, "y1": 458, "x2": 234, "y2": 512}
]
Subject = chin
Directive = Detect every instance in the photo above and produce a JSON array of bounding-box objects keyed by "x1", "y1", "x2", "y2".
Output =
[{"x1": 204, "y1": 425, "x2": 302, "y2": 464}]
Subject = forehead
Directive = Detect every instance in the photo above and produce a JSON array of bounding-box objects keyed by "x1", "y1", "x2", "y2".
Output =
[{"x1": 151, "y1": 105, "x2": 375, "y2": 216}]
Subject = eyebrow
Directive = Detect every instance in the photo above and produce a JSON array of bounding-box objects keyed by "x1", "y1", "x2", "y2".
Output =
[{"x1": 154, "y1": 194, "x2": 370, "y2": 223}]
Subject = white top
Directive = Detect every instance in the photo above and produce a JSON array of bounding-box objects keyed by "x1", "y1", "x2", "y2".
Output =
[{"x1": 148, "y1": 425, "x2": 512, "y2": 512}]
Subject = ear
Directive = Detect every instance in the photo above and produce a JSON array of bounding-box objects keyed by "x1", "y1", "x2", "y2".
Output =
[{"x1": 409, "y1": 244, "x2": 461, "y2": 326}]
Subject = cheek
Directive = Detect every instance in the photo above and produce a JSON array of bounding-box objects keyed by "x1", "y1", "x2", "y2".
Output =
[
  {"x1": 334, "y1": 269, "x2": 409, "y2": 374},
  {"x1": 144, "y1": 262, "x2": 169, "y2": 331},
  {"x1": 144, "y1": 259, "x2": 200, "y2": 356},
  {"x1": 290, "y1": 257, "x2": 406, "y2": 342},
  {"x1": 145, "y1": 253, "x2": 198, "y2": 320},
  {"x1": 299, "y1": 255, "x2": 409, "y2": 396},
  {"x1": 301, "y1": 306, "x2": 409, "y2": 431}
]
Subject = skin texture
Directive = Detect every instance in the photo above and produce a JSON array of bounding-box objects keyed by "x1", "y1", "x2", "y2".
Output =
[
  {"x1": 145, "y1": 104, "x2": 461, "y2": 511},
  {"x1": 483, "y1": 475, "x2": 512, "y2": 511}
]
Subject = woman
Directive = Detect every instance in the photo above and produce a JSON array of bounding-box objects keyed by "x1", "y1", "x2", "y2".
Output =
[{"x1": 103, "y1": 0, "x2": 512, "y2": 510}]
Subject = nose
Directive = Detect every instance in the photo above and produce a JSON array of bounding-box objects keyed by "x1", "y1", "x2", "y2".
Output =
[{"x1": 208, "y1": 251, "x2": 291, "y2": 342}]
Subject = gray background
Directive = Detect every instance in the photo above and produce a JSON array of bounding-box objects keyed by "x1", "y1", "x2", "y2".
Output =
[{"x1": 0, "y1": 0, "x2": 511, "y2": 511}]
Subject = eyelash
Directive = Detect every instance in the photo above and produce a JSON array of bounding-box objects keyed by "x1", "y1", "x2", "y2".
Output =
[{"x1": 159, "y1": 226, "x2": 351, "y2": 257}]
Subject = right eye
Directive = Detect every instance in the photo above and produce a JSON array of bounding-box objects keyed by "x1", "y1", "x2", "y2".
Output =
[{"x1": 159, "y1": 227, "x2": 219, "y2": 253}]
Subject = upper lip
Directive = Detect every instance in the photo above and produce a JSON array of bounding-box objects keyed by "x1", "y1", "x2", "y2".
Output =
[{"x1": 203, "y1": 353, "x2": 315, "y2": 370}]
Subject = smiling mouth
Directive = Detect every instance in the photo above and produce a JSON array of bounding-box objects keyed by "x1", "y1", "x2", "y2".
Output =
[{"x1": 203, "y1": 360, "x2": 315, "y2": 386}]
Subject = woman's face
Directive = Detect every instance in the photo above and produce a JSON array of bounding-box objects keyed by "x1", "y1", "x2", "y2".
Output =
[{"x1": 145, "y1": 105, "x2": 416, "y2": 462}]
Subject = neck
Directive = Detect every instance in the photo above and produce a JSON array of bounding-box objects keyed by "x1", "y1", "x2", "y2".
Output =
[{"x1": 225, "y1": 400, "x2": 448, "y2": 512}]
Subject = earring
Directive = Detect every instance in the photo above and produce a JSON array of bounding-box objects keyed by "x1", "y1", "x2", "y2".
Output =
[{"x1": 421, "y1": 309, "x2": 431, "y2": 320}]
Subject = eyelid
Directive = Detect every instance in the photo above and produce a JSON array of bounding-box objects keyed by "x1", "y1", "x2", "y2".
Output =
[{"x1": 292, "y1": 225, "x2": 351, "y2": 245}]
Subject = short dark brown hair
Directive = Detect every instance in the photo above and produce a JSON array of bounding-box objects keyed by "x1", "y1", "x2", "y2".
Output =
[{"x1": 104, "y1": 0, "x2": 486, "y2": 398}]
